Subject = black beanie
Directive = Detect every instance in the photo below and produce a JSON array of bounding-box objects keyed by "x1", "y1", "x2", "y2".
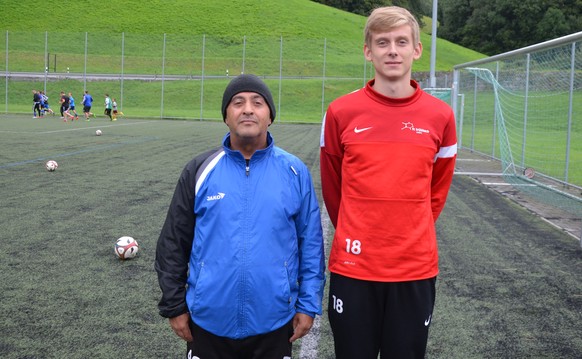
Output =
[{"x1": 221, "y1": 74, "x2": 276, "y2": 122}]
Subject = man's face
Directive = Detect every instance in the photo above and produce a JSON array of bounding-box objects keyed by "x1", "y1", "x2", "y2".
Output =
[
  {"x1": 364, "y1": 25, "x2": 422, "y2": 82},
  {"x1": 225, "y1": 92, "x2": 271, "y2": 142}
]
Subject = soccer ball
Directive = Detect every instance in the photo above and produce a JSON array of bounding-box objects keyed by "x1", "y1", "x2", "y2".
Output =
[
  {"x1": 45, "y1": 160, "x2": 58, "y2": 171},
  {"x1": 95, "y1": 129, "x2": 102, "y2": 136},
  {"x1": 114, "y1": 236, "x2": 139, "y2": 260}
]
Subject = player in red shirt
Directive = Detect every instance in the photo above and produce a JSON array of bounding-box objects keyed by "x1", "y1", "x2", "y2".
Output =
[{"x1": 320, "y1": 6, "x2": 457, "y2": 358}]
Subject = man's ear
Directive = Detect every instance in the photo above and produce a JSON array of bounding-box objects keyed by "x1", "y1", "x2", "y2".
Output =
[{"x1": 413, "y1": 42, "x2": 423, "y2": 60}]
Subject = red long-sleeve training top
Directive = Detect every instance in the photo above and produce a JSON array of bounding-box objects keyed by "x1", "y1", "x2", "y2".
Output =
[{"x1": 320, "y1": 79, "x2": 457, "y2": 282}]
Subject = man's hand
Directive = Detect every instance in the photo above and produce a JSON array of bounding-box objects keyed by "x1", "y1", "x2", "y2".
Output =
[
  {"x1": 169, "y1": 313, "x2": 193, "y2": 342},
  {"x1": 289, "y1": 313, "x2": 314, "y2": 343}
]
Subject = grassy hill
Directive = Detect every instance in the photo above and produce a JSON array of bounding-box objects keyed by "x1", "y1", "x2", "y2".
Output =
[
  {"x1": 0, "y1": 0, "x2": 484, "y2": 72},
  {"x1": 0, "y1": 0, "x2": 486, "y2": 120}
]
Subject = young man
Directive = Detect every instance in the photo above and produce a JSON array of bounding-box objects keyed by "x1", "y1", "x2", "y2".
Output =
[
  {"x1": 40, "y1": 91, "x2": 54, "y2": 116},
  {"x1": 155, "y1": 74, "x2": 325, "y2": 359},
  {"x1": 60, "y1": 91, "x2": 75, "y2": 122},
  {"x1": 68, "y1": 92, "x2": 79, "y2": 120},
  {"x1": 32, "y1": 90, "x2": 42, "y2": 118},
  {"x1": 112, "y1": 98, "x2": 123, "y2": 120},
  {"x1": 320, "y1": 6, "x2": 457, "y2": 359},
  {"x1": 104, "y1": 94, "x2": 113, "y2": 120},
  {"x1": 82, "y1": 90, "x2": 95, "y2": 121}
]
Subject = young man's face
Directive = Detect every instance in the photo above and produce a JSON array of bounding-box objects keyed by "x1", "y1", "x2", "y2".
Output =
[
  {"x1": 364, "y1": 25, "x2": 422, "y2": 83},
  {"x1": 225, "y1": 92, "x2": 271, "y2": 144}
]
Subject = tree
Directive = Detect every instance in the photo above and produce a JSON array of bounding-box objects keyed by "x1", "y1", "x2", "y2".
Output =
[
  {"x1": 439, "y1": 0, "x2": 472, "y2": 44},
  {"x1": 311, "y1": 0, "x2": 432, "y2": 25},
  {"x1": 439, "y1": 0, "x2": 582, "y2": 55},
  {"x1": 312, "y1": 0, "x2": 389, "y2": 16},
  {"x1": 535, "y1": 7, "x2": 573, "y2": 41}
]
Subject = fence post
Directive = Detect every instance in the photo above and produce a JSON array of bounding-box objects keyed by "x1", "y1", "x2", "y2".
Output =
[
  {"x1": 43, "y1": 31, "x2": 48, "y2": 93},
  {"x1": 278, "y1": 36, "x2": 283, "y2": 121},
  {"x1": 242, "y1": 35, "x2": 246, "y2": 74},
  {"x1": 471, "y1": 74, "x2": 477, "y2": 151},
  {"x1": 5, "y1": 30, "x2": 8, "y2": 114},
  {"x1": 200, "y1": 34, "x2": 205, "y2": 121},
  {"x1": 452, "y1": 69, "x2": 460, "y2": 147},
  {"x1": 321, "y1": 38, "x2": 327, "y2": 120},
  {"x1": 160, "y1": 33, "x2": 166, "y2": 119},
  {"x1": 363, "y1": 54, "x2": 367, "y2": 87},
  {"x1": 491, "y1": 62, "x2": 500, "y2": 157},
  {"x1": 521, "y1": 53, "x2": 531, "y2": 168},
  {"x1": 121, "y1": 32, "x2": 125, "y2": 111},
  {"x1": 564, "y1": 41, "x2": 576, "y2": 184},
  {"x1": 83, "y1": 32, "x2": 87, "y2": 92}
]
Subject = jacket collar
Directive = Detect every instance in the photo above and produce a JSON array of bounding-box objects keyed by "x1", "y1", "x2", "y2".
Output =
[{"x1": 222, "y1": 132, "x2": 274, "y2": 162}]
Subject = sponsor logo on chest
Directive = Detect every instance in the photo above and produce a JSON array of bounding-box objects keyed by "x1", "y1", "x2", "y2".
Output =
[{"x1": 401, "y1": 122, "x2": 430, "y2": 135}]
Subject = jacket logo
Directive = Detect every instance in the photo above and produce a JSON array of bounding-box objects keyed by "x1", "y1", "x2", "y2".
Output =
[
  {"x1": 206, "y1": 192, "x2": 225, "y2": 201},
  {"x1": 402, "y1": 122, "x2": 430, "y2": 135}
]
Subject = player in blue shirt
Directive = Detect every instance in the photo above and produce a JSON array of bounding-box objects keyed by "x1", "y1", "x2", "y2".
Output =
[
  {"x1": 68, "y1": 92, "x2": 79, "y2": 120},
  {"x1": 82, "y1": 90, "x2": 95, "y2": 121}
]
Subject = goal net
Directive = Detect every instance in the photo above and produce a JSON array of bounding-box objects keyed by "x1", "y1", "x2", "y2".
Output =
[{"x1": 460, "y1": 63, "x2": 581, "y2": 220}]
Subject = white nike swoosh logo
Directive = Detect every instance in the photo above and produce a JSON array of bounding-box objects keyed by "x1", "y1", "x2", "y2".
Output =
[
  {"x1": 354, "y1": 126, "x2": 372, "y2": 133},
  {"x1": 424, "y1": 315, "x2": 432, "y2": 326}
]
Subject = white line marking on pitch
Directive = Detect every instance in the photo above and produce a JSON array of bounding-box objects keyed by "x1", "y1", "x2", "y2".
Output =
[
  {"x1": 38, "y1": 120, "x2": 162, "y2": 134},
  {"x1": 0, "y1": 120, "x2": 164, "y2": 134},
  {"x1": 482, "y1": 182, "x2": 537, "y2": 187},
  {"x1": 456, "y1": 158, "x2": 493, "y2": 162},
  {"x1": 454, "y1": 172, "x2": 503, "y2": 176}
]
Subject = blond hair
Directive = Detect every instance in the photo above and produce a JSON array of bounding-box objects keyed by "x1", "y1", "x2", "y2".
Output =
[{"x1": 364, "y1": 6, "x2": 420, "y2": 47}]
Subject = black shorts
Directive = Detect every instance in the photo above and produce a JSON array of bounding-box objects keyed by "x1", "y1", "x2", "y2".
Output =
[
  {"x1": 83, "y1": 106, "x2": 91, "y2": 113},
  {"x1": 186, "y1": 318, "x2": 293, "y2": 359},
  {"x1": 328, "y1": 272, "x2": 436, "y2": 359}
]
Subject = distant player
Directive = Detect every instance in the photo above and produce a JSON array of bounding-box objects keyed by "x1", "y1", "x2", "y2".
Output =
[
  {"x1": 104, "y1": 94, "x2": 113, "y2": 121},
  {"x1": 82, "y1": 90, "x2": 95, "y2": 121},
  {"x1": 68, "y1": 92, "x2": 79, "y2": 120},
  {"x1": 60, "y1": 91, "x2": 75, "y2": 122},
  {"x1": 32, "y1": 90, "x2": 42, "y2": 118},
  {"x1": 40, "y1": 91, "x2": 54, "y2": 116},
  {"x1": 112, "y1": 98, "x2": 124, "y2": 120}
]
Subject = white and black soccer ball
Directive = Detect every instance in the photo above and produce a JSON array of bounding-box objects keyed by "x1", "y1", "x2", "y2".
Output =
[
  {"x1": 114, "y1": 236, "x2": 139, "y2": 260},
  {"x1": 45, "y1": 160, "x2": 58, "y2": 172},
  {"x1": 95, "y1": 129, "x2": 102, "y2": 136}
]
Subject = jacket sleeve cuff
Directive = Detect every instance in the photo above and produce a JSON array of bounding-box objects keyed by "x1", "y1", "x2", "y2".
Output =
[
  {"x1": 295, "y1": 309, "x2": 317, "y2": 318},
  {"x1": 159, "y1": 303, "x2": 189, "y2": 319}
]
